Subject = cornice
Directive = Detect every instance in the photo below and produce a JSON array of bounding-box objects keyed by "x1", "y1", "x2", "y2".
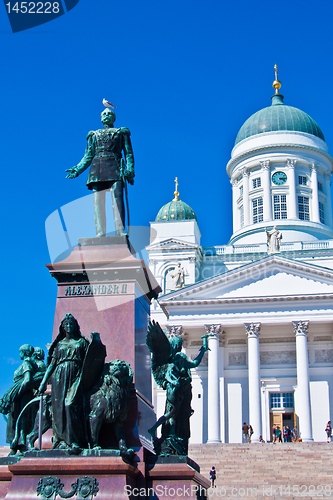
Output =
[
  {"x1": 147, "y1": 238, "x2": 201, "y2": 251},
  {"x1": 159, "y1": 292, "x2": 333, "y2": 307},
  {"x1": 226, "y1": 143, "x2": 333, "y2": 178}
]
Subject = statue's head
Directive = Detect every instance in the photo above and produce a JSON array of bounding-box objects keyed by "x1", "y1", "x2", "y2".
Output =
[
  {"x1": 101, "y1": 108, "x2": 116, "y2": 126},
  {"x1": 19, "y1": 344, "x2": 34, "y2": 359},
  {"x1": 33, "y1": 347, "x2": 45, "y2": 361},
  {"x1": 169, "y1": 335, "x2": 183, "y2": 355},
  {"x1": 59, "y1": 313, "x2": 81, "y2": 340},
  {"x1": 107, "y1": 359, "x2": 134, "y2": 386},
  {"x1": 47, "y1": 314, "x2": 82, "y2": 366}
]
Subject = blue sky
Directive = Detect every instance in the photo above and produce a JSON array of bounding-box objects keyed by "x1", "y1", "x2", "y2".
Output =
[{"x1": 0, "y1": 0, "x2": 333, "y2": 444}]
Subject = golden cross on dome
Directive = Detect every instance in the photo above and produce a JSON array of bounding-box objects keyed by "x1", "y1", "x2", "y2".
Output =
[
  {"x1": 272, "y1": 64, "x2": 282, "y2": 94},
  {"x1": 174, "y1": 177, "x2": 180, "y2": 201}
]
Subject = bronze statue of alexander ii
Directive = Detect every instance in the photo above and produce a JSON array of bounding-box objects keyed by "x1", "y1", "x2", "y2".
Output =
[{"x1": 66, "y1": 102, "x2": 134, "y2": 237}]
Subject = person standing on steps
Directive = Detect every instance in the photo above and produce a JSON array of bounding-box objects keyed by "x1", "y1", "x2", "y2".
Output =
[
  {"x1": 325, "y1": 421, "x2": 332, "y2": 442},
  {"x1": 248, "y1": 424, "x2": 253, "y2": 443},
  {"x1": 209, "y1": 466, "x2": 216, "y2": 488},
  {"x1": 242, "y1": 422, "x2": 249, "y2": 443}
]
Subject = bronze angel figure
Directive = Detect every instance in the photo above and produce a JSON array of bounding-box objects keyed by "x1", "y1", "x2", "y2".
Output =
[{"x1": 146, "y1": 320, "x2": 209, "y2": 456}]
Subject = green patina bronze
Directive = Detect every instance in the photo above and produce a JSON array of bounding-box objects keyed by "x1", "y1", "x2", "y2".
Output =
[
  {"x1": 0, "y1": 345, "x2": 46, "y2": 454},
  {"x1": 38, "y1": 314, "x2": 90, "y2": 453},
  {"x1": 146, "y1": 320, "x2": 209, "y2": 456},
  {"x1": 155, "y1": 198, "x2": 197, "y2": 222},
  {"x1": 66, "y1": 108, "x2": 135, "y2": 237},
  {"x1": 235, "y1": 93, "x2": 325, "y2": 145},
  {"x1": 33, "y1": 314, "x2": 135, "y2": 458}
]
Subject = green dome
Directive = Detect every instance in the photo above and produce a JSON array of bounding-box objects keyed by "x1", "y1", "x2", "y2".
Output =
[
  {"x1": 155, "y1": 198, "x2": 197, "y2": 222},
  {"x1": 235, "y1": 94, "x2": 325, "y2": 145}
]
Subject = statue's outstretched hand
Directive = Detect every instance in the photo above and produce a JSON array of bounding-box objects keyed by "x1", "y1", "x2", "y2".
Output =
[
  {"x1": 65, "y1": 167, "x2": 79, "y2": 179},
  {"x1": 124, "y1": 169, "x2": 135, "y2": 185}
]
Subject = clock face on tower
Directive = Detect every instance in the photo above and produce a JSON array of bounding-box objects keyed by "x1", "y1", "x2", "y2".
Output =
[{"x1": 272, "y1": 171, "x2": 287, "y2": 185}]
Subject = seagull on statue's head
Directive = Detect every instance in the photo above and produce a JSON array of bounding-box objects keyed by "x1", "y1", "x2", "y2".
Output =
[{"x1": 102, "y1": 98, "x2": 117, "y2": 109}]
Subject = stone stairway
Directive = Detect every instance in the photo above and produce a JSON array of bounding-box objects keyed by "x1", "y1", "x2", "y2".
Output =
[{"x1": 188, "y1": 442, "x2": 333, "y2": 499}]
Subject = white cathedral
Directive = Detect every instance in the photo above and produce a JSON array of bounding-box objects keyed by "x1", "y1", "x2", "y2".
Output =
[{"x1": 146, "y1": 68, "x2": 333, "y2": 444}]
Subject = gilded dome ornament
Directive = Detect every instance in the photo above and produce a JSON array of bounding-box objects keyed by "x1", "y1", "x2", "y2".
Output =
[{"x1": 272, "y1": 64, "x2": 281, "y2": 94}]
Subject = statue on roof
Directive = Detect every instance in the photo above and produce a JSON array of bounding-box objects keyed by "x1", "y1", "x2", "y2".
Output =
[
  {"x1": 266, "y1": 225, "x2": 282, "y2": 254},
  {"x1": 146, "y1": 320, "x2": 209, "y2": 456},
  {"x1": 171, "y1": 262, "x2": 185, "y2": 290},
  {"x1": 65, "y1": 101, "x2": 134, "y2": 237}
]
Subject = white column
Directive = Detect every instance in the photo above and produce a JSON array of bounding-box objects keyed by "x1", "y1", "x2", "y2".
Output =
[
  {"x1": 293, "y1": 321, "x2": 313, "y2": 442},
  {"x1": 245, "y1": 322, "x2": 262, "y2": 443},
  {"x1": 324, "y1": 174, "x2": 333, "y2": 228},
  {"x1": 231, "y1": 178, "x2": 239, "y2": 233},
  {"x1": 310, "y1": 164, "x2": 320, "y2": 223},
  {"x1": 243, "y1": 169, "x2": 250, "y2": 226},
  {"x1": 261, "y1": 160, "x2": 272, "y2": 221},
  {"x1": 287, "y1": 159, "x2": 297, "y2": 219},
  {"x1": 219, "y1": 335, "x2": 225, "y2": 442},
  {"x1": 205, "y1": 324, "x2": 221, "y2": 443}
]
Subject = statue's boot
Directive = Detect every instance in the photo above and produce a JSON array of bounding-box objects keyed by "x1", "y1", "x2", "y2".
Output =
[
  {"x1": 111, "y1": 181, "x2": 126, "y2": 236},
  {"x1": 93, "y1": 189, "x2": 107, "y2": 237}
]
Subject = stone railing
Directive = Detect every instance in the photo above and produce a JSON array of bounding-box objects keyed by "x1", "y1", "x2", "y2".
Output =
[{"x1": 203, "y1": 240, "x2": 333, "y2": 256}]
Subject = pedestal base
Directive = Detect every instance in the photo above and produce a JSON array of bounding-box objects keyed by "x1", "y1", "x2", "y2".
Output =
[
  {"x1": 147, "y1": 457, "x2": 210, "y2": 499},
  {"x1": 6, "y1": 456, "x2": 142, "y2": 499}
]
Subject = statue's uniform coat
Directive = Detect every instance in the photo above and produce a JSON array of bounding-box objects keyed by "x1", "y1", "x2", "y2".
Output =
[
  {"x1": 74, "y1": 126, "x2": 134, "y2": 235},
  {"x1": 75, "y1": 127, "x2": 134, "y2": 187}
]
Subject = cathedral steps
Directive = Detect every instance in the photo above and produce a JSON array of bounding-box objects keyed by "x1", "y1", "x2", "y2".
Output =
[{"x1": 188, "y1": 443, "x2": 333, "y2": 499}]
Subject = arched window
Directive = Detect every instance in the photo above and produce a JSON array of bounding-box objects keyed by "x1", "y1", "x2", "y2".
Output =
[{"x1": 164, "y1": 267, "x2": 175, "y2": 294}]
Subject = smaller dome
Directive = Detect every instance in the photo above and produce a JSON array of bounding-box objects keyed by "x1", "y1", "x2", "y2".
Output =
[
  {"x1": 155, "y1": 177, "x2": 197, "y2": 222},
  {"x1": 155, "y1": 199, "x2": 197, "y2": 222}
]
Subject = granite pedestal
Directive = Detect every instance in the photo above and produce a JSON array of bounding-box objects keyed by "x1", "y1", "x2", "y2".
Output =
[
  {"x1": 146, "y1": 457, "x2": 210, "y2": 499},
  {"x1": 46, "y1": 236, "x2": 160, "y2": 456},
  {"x1": 1, "y1": 237, "x2": 207, "y2": 498}
]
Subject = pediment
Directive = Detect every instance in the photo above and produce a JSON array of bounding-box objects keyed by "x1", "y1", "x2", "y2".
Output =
[
  {"x1": 147, "y1": 238, "x2": 198, "y2": 251},
  {"x1": 160, "y1": 255, "x2": 333, "y2": 304}
]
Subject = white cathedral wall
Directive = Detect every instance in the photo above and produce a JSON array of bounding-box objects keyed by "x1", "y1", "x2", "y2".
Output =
[
  {"x1": 152, "y1": 349, "x2": 333, "y2": 445},
  {"x1": 190, "y1": 374, "x2": 204, "y2": 444},
  {"x1": 310, "y1": 381, "x2": 330, "y2": 442},
  {"x1": 150, "y1": 220, "x2": 201, "y2": 245},
  {"x1": 227, "y1": 382, "x2": 243, "y2": 443}
]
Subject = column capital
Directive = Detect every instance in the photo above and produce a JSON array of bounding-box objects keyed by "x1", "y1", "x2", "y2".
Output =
[
  {"x1": 166, "y1": 325, "x2": 188, "y2": 347},
  {"x1": 204, "y1": 324, "x2": 222, "y2": 338},
  {"x1": 310, "y1": 163, "x2": 318, "y2": 174},
  {"x1": 231, "y1": 177, "x2": 238, "y2": 186},
  {"x1": 245, "y1": 322, "x2": 261, "y2": 338},
  {"x1": 293, "y1": 321, "x2": 309, "y2": 337},
  {"x1": 165, "y1": 325, "x2": 183, "y2": 337},
  {"x1": 241, "y1": 167, "x2": 250, "y2": 177},
  {"x1": 260, "y1": 160, "x2": 271, "y2": 171},
  {"x1": 287, "y1": 159, "x2": 297, "y2": 169}
]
